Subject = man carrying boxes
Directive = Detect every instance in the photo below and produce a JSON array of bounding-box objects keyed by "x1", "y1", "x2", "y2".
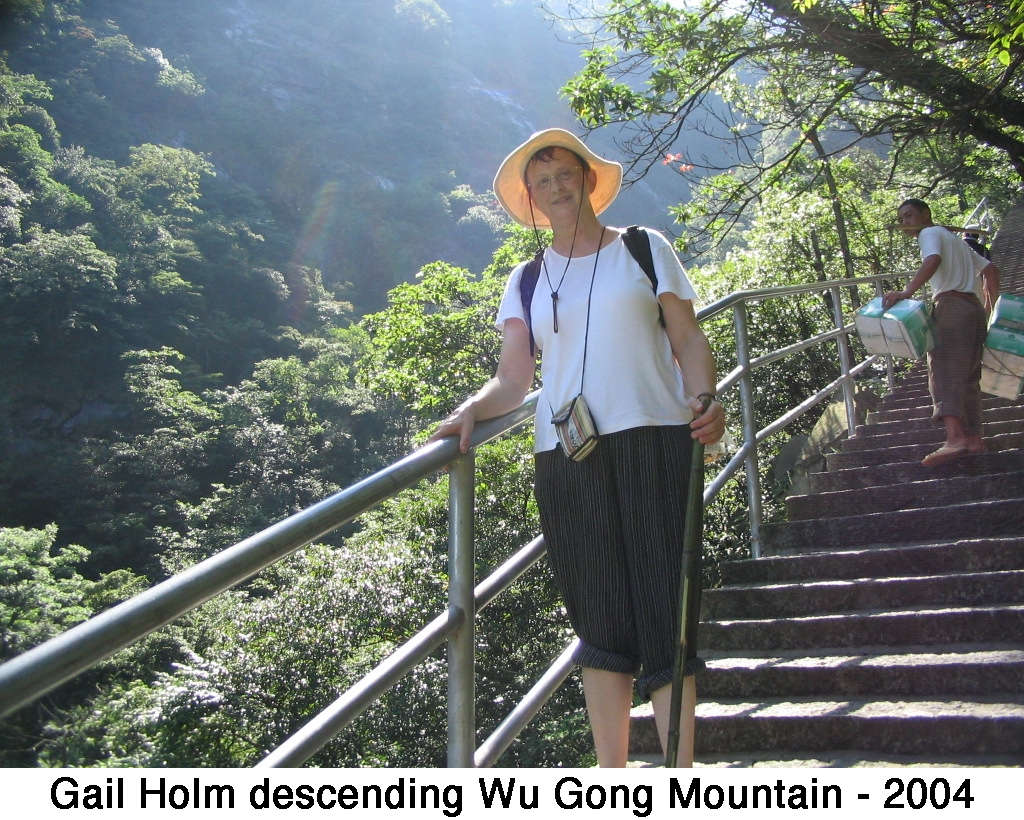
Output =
[{"x1": 883, "y1": 199, "x2": 1000, "y2": 467}]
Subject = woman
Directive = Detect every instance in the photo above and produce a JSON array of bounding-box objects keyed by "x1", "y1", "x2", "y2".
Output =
[{"x1": 431, "y1": 129, "x2": 724, "y2": 766}]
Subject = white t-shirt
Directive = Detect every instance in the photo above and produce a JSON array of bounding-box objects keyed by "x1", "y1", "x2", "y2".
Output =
[
  {"x1": 496, "y1": 228, "x2": 700, "y2": 453},
  {"x1": 916, "y1": 225, "x2": 991, "y2": 297}
]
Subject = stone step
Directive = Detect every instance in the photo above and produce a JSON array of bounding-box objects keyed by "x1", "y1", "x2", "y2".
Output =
[
  {"x1": 788, "y1": 470, "x2": 1024, "y2": 520},
  {"x1": 632, "y1": 714, "x2": 1024, "y2": 766},
  {"x1": 876, "y1": 391, "x2": 932, "y2": 409},
  {"x1": 699, "y1": 648, "x2": 1024, "y2": 700},
  {"x1": 868, "y1": 396, "x2": 1021, "y2": 424},
  {"x1": 881, "y1": 370, "x2": 927, "y2": 387},
  {"x1": 761, "y1": 498, "x2": 1024, "y2": 556},
  {"x1": 702, "y1": 570, "x2": 1024, "y2": 621},
  {"x1": 631, "y1": 711, "x2": 1024, "y2": 766},
  {"x1": 841, "y1": 419, "x2": 1024, "y2": 451},
  {"x1": 691, "y1": 751, "x2": 1024, "y2": 768},
  {"x1": 857, "y1": 405, "x2": 1024, "y2": 436},
  {"x1": 824, "y1": 430, "x2": 1024, "y2": 470},
  {"x1": 808, "y1": 448, "x2": 1024, "y2": 493},
  {"x1": 865, "y1": 406, "x2": 932, "y2": 425},
  {"x1": 693, "y1": 697, "x2": 1024, "y2": 756},
  {"x1": 877, "y1": 393, "x2": 931, "y2": 411},
  {"x1": 700, "y1": 605, "x2": 1024, "y2": 653},
  {"x1": 720, "y1": 538, "x2": 1024, "y2": 586},
  {"x1": 875, "y1": 391, "x2": 1014, "y2": 412}
]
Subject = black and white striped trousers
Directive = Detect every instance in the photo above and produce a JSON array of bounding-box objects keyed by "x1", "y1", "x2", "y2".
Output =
[{"x1": 535, "y1": 424, "x2": 705, "y2": 700}]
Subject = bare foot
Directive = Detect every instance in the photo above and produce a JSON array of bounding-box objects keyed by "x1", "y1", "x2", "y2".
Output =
[
  {"x1": 965, "y1": 435, "x2": 987, "y2": 454},
  {"x1": 922, "y1": 444, "x2": 968, "y2": 467}
]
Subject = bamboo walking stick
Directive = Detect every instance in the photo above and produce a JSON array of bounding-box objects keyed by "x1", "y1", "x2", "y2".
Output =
[{"x1": 665, "y1": 438, "x2": 705, "y2": 768}]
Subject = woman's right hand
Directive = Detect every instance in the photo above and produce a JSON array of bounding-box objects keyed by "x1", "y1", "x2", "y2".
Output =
[
  {"x1": 429, "y1": 404, "x2": 478, "y2": 454},
  {"x1": 428, "y1": 318, "x2": 535, "y2": 455}
]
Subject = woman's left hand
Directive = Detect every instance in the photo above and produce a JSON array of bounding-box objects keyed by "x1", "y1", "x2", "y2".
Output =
[{"x1": 689, "y1": 397, "x2": 725, "y2": 446}]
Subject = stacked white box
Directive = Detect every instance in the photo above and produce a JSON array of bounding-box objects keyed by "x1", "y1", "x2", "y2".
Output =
[
  {"x1": 854, "y1": 297, "x2": 934, "y2": 359},
  {"x1": 982, "y1": 296, "x2": 1024, "y2": 399}
]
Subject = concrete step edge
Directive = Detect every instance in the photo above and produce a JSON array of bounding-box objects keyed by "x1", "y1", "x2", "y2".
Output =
[
  {"x1": 824, "y1": 435, "x2": 1024, "y2": 471},
  {"x1": 703, "y1": 604, "x2": 1024, "y2": 629},
  {"x1": 702, "y1": 569, "x2": 1024, "y2": 620},
  {"x1": 788, "y1": 470, "x2": 1024, "y2": 520},
  {"x1": 808, "y1": 447, "x2": 1024, "y2": 493},
  {"x1": 697, "y1": 648, "x2": 1024, "y2": 699},
  {"x1": 720, "y1": 537, "x2": 1024, "y2": 586},
  {"x1": 691, "y1": 699, "x2": 1024, "y2": 755},
  {"x1": 761, "y1": 498, "x2": 1024, "y2": 556},
  {"x1": 859, "y1": 406, "x2": 1024, "y2": 435},
  {"x1": 700, "y1": 605, "x2": 1024, "y2": 652},
  {"x1": 842, "y1": 420, "x2": 1024, "y2": 451}
]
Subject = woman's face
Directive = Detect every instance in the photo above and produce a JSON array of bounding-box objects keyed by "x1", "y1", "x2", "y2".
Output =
[{"x1": 525, "y1": 148, "x2": 596, "y2": 226}]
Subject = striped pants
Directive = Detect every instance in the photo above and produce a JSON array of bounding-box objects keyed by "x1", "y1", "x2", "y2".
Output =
[{"x1": 535, "y1": 424, "x2": 704, "y2": 700}]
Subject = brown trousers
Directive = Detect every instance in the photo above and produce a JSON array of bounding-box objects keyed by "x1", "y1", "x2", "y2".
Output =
[{"x1": 928, "y1": 291, "x2": 987, "y2": 437}]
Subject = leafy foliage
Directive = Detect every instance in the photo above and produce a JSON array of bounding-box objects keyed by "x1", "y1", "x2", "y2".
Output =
[
  {"x1": 1, "y1": 0, "x2": 1019, "y2": 771},
  {"x1": 0, "y1": 525, "x2": 149, "y2": 766},
  {"x1": 989, "y1": 0, "x2": 1024, "y2": 66},
  {"x1": 52, "y1": 543, "x2": 447, "y2": 767},
  {"x1": 562, "y1": 0, "x2": 1022, "y2": 254},
  {"x1": 0, "y1": 525, "x2": 91, "y2": 659},
  {"x1": 360, "y1": 227, "x2": 541, "y2": 421}
]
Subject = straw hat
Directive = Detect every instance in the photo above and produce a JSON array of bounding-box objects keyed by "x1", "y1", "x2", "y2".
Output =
[{"x1": 493, "y1": 128, "x2": 622, "y2": 229}]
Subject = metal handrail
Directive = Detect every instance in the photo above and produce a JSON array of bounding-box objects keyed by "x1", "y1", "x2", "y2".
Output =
[
  {"x1": 0, "y1": 397, "x2": 537, "y2": 719},
  {"x1": 0, "y1": 269, "x2": 903, "y2": 766},
  {"x1": 964, "y1": 197, "x2": 994, "y2": 233}
]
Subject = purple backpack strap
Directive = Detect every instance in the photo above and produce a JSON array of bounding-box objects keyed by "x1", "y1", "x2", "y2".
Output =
[
  {"x1": 621, "y1": 225, "x2": 664, "y2": 328},
  {"x1": 519, "y1": 247, "x2": 544, "y2": 356}
]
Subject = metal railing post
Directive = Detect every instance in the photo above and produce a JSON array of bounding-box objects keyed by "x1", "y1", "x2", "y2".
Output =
[
  {"x1": 733, "y1": 301, "x2": 764, "y2": 559},
  {"x1": 447, "y1": 451, "x2": 475, "y2": 767},
  {"x1": 831, "y1": 285, "x2": 858, "y2": 438},
  {"x1": 873, "y1": 279, "x2": 896, "y2": 390}
]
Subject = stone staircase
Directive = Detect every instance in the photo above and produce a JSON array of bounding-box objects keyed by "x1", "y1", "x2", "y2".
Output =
[
  {"x1": 693, "y1": 366, "x2": 1024, "y2": 767},
  {"x1": 630, "y1": 205, "x2": 1024, "y2": 767}
]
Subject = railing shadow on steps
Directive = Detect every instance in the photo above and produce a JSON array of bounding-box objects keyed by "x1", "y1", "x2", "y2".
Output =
[{"x1": 0, "y1": 272, "x2": 909, "y2": 768}]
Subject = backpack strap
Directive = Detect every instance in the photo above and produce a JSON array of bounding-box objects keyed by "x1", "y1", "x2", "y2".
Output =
[
  {"x1": 518, "y1": 226, "x2": 665, "y2": 356},
  {"x1": 520, "y1": 246, "x2": 545, "y2": 357},
  {"x1": 621, "y1": 225, "x2": 665, "y2": 328}
]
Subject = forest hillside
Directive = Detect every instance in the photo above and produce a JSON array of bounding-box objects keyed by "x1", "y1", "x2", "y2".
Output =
[
  {"x1": 0, "y1": 0, "x2": 665, "y2": 767},
  {"x1": 1, "y1": 0, "x2": 1019, "y2": 767}
]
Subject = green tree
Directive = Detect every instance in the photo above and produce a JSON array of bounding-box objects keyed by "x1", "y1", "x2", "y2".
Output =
[
  {"x1": 0, "y1": 1, "x2": 45, "y2": 23},
  {"x1": 360, "y1": 227, "x2": 540, "y2": 422},
  {"x1": 989, "y1": 0, "x2": 1024, "y2": 65},
  {"x1": 0, "y1": 524, "x2": 148, "y2": 766},
  {"x1": 563, "y1": 0, "x2": 1022, "y2": 251},
  {"x1": 155, "y1": 332, "x2": 383, "y2": 571},
  {"x1": 117, "y1": 144, "x2": 213, "y2": 216},
  {"x1": 0, "y1": 525, "x2": 91, "y2": 660},
  {"x1": 77, "y1": 542, "x2": 450, "y2": 767},
  {"x1": 0, "y1": 167, "x2": 30, "y2": 239},
  {"x1": 0, "y1": 228, "x2": 120, "y2": 347},
  {"x1": 0, "y1": 122, "x2": 52, "y2": 186},
  {"x1": 74, "y1": 331, "x2": 385, "y2": 577},
  {"x1": 0, "y1": 67, "x2": 51, "y2": 126}
]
